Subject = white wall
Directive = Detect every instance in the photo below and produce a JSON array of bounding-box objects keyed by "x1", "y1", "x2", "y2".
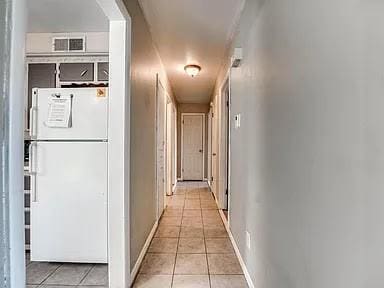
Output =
[
  {"x1": 120, "y1": 0, "x2": 175, "y2": 276},
  {"x1": 220, "y1": 0, "x2": 384, "y2": 287},
  {"x1": 9, "y1": 0, "x2": 27, "y2": 286},
  {"x1": 26, "y1": 32, "x2": 109, "y2": 54}
]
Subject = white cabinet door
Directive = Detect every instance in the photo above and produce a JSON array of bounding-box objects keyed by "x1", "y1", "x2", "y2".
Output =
[
  {"x1": 32, "y1": 88, "x2": 108, "y2": 140},
  {"x1": 182, "y1": 115, "x2": 204, "y2": 180},
  {"x1": 31, "y1": 142, "x2": 107, "y2": 263}
]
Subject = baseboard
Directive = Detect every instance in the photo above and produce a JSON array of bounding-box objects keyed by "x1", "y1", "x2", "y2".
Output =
[
  {"x1": 130, "y1": 220, "x2": 158, "y2": 284},
  {"x1": 218, "y1": 210, "x2": 255, "y2": 288}
]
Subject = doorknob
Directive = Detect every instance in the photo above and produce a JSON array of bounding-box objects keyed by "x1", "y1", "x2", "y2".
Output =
[
  {"x1": 212, "y1": 153, "x2": 217, "y2": 156},
  {"x1": 199, "y1": 149, "x2": 203, "y2": 153}
]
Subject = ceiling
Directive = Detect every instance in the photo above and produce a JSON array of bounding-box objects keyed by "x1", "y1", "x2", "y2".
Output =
[
  {"x1": 139, "y1": 0, "x2": 245, "y2": 103},
  {"x1": 27, "y1": 0, "x2": 109, "y2": 33}
]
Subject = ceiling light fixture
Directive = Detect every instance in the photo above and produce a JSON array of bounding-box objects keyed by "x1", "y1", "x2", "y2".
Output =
[{"x1": 184, "y1": 64, "x2": 201, "y2": 77}]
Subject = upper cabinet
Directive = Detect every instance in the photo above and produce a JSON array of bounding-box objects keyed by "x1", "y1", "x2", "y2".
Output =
[
  {"x1": 25, "y1": 58, "x2": 109, "y2": 132},
  {"x1": 27, "y1": 63, "x2": 57, "y2": 127},
  {"x1": 97, "y1": 62, "x2": 109, "y2": 82},
  {"x1": 59, "y1": 63, "x2": 94, "y2": 82}
]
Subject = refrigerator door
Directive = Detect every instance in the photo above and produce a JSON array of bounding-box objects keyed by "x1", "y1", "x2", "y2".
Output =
[
  {"x1": 30, "y1": 141, "x2": 107, "y2": 263},
  {"x1": 31, "y1": 88, "x2": 108, "y2": 140}
]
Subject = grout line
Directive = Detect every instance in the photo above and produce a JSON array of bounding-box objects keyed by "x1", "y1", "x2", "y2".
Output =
[
  {"x1": 201, "y1": 187, "x2": 212, "y2": 288},
  {"x1": 78, "y1": 264, "x2": 95, "y2": 285},
  {"x1": 171, "y1": 187, "x2": 183, "y2": 288},
  {"x1": 38, "y1": 262, "x2": 63, "y2": 286}
]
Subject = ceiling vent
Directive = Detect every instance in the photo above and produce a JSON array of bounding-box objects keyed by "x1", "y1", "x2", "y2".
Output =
[{"x1": 52, "y1": 37, "x2": 86, "y2": 53}]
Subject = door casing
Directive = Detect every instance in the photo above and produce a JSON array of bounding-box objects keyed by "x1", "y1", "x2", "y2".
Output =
[{"x1": 181, "y1": 113, "x2": 205, "y2": 181}]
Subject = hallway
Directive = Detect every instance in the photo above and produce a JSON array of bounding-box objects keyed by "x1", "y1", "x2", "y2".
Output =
[{"x1": 133, "y1": 182, "x2": 248, "y2": 288}]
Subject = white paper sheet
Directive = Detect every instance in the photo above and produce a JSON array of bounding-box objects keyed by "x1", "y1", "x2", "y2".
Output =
[{"x1": 45, "y1": 96, "x2": 72, "y2": 128}]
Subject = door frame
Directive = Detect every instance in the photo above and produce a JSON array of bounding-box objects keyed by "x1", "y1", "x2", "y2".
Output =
[
  {"x1": 180, "y1": 112, "x2": 206, "y2": 181},
  {"x1": 6, "y1": 0, "x2": 132, "y2": 286},
  {"x1": 218, "y1": 70, "x2": 231, "y2": 217},
  {"x1": 155, "y1": 76, "x2": 167, "y2": 220},
  {"x1": 166, "y1": 96, "x2": 176, "y2": 196}
]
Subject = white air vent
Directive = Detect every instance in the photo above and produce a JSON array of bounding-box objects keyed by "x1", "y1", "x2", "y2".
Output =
[{"x1": 52, "y1": 37, "x2": 86, "y2": 52}]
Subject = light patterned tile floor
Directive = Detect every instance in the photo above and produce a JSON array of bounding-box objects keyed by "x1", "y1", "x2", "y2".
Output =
[
  {"x1": 133, "y1": 181, "x2": 248, "y2": 288},
  {"x1": 25, "y1": 253, "x2": 108, "y2": 287}
]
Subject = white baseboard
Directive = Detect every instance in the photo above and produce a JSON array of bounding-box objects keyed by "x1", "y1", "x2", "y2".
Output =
[
  {"x1": 218, "y1": 210, "x2": 255, "y2": 288},
  {"x1": 130, "y1": 220, "x2": 158, "y2": 284}
]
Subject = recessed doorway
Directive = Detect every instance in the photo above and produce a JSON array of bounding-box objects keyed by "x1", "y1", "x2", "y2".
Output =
[{"x1": 181, "y1": 113, "x2": 205, "y2": 181}]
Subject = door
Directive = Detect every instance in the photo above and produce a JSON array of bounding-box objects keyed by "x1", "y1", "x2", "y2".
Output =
[
  {"x1": 207, "y1": 107, "x2": 213, "y2": 187},
  {"x1": 166, "y1": 101, "x2": 173, "y2": 196},
  {"x1": 211, "y1": 98, "x2": 218, "y2": 198},
  {"x1": 32, "y1": 88, "x2": 108, "y2": 140},
  {"x1": 157, "y1": 80, "x2": 166, "y2": 218},
  {"x1": 30, "y1": 142, "x2": 107, "y2": 263},
  {"x1": 182, "y1": 114, "x2": 204, "y2": 180},
  {"x1": 222, "y1": 79, "x2": 230, "y2": 211}
]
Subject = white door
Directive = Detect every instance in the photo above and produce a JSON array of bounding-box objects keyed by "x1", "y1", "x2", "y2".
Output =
[
  {"x1": 157, "y1": 81, "x2": 166, "y2": 218},
  {"x1": 30, "y1": 142, "x2": 107, "y2": 263},
  {"x1": 32, "y1": 88, "x2": 108, "y2": 140},
  {"x1": 211, "y1": 98, "x2": 218, "y2": 198},
  {"x1": 166, "y1": 102, "x2": 173, "y2": 196},
  {"x1": 207, "y1": 108, "x2": 213, "y2": 186},
  {"x1": 171, "y1": 106, "x2": 177, "y2": 191},
  {"x1": 182, "y1": 114, "x2": 204, "y2": 180}
]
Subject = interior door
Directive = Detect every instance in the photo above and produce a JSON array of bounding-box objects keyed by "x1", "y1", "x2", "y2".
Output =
[
  {"x1": 157, "y1": 81, "x2": 166, "y2": 218},
  {"x1": 211, "y1": 99, "x2": 218, "y2": 198},
  {"x1": 223, "y1": 80, "x2": 230, "y2": 211},
  {"x1": 182, "y1": 114, "x2": 204, "y2": 180},
  {"x1": 166, "y1": 101, "x2": 173, "y2": 196}
]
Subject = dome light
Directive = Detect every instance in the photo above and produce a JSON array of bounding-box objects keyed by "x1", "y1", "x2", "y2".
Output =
[{"x1": 184, "y1": 64, "x2": 201, "y2": 77}]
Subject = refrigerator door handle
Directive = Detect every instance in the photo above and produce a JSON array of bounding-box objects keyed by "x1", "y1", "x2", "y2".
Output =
[
  {"x1": 29, "y1": 142, "x2": 38, "y2": 202},
  {"x1": 29, "y1": 107, "x2": 37, "y2": 139}
]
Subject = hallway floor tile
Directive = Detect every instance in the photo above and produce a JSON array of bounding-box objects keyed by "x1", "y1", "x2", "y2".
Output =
[{"x1": 133, "y1": 181, "x2": 248, "y2": 288}]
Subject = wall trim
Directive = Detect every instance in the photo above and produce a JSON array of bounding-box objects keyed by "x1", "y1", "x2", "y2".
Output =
[
  {"x1": 218, "y1": 210, "x2": 255, "y2": 288},
  {"x1": 130, "y1": 220, "x2": 158, "y2": 284}
]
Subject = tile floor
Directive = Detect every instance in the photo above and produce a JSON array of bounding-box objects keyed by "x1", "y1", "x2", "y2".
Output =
[
  {"x1": 25, "y1": 253, "x2": 108, "y2": 287},
  {"x1": 133, "y1": 181, "x2": 249, "y2": 288}
]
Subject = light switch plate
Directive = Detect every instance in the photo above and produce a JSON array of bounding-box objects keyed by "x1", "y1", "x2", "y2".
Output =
[{"x1": 234, "y1": 114, "x2": 241, "y2": 129}]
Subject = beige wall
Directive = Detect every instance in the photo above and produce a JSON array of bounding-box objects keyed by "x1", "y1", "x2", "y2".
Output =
[
  {"x1": 177, "y1": 103, "x2": 210, "y2": 179},
  {"x1": 122, "y1": 0, "x2": 174, "y2": 271}
]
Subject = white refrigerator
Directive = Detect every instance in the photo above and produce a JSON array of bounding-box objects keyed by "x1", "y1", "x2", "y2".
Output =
[{"x1": 29, "y1": 88, "x2": 108, "y2": 263}]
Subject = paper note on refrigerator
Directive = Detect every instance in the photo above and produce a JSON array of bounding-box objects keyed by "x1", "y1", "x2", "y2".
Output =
[{"x1": 45, "y1": 96, "x2": 72, "y2": 128}]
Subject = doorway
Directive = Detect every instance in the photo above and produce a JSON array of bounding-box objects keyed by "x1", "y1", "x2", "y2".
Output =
[
  {"x1": 156, "y1": 77, "x2": 167, "y2": 219},
  {"x1": 181, "y1": 113, "x2": 205, "y2": 181},
  {"x1": 221, "y1": 77, "x2": 230, "y2": 213},
  {"x1": 166, "y1": 99, "x2": 177, "y2": 195},
  {"x1": 6, "y1": 0, "x2": 132, "y2": 286}
]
